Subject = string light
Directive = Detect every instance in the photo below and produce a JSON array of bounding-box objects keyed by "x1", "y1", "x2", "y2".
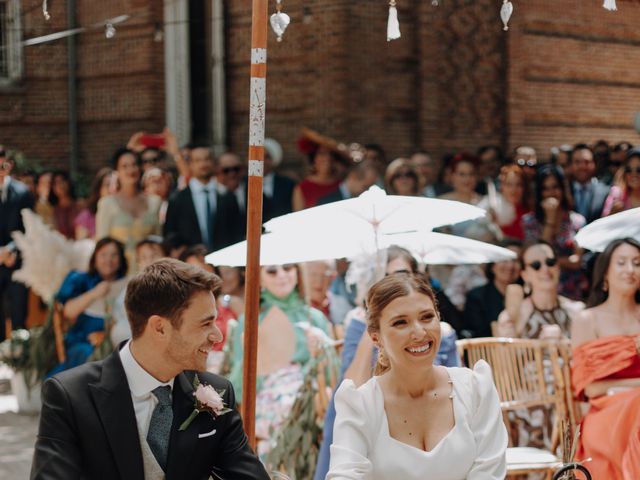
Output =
[{"x1": 105, "y1": 23, "x2": 116, "y2": 39}]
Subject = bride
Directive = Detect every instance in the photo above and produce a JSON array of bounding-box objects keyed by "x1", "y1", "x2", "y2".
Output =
[{"x1": 327, "y1": 273, "x2": 507, "y2": 479}]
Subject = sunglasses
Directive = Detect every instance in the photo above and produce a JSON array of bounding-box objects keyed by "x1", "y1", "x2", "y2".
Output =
[
  {"x1": 0, "y1": 150, "x2": 6, "y2": 158},
  {"x1": 624, "y1": 166, "x2": 640, "y2": 174},
  {"x1": 264, "y1": 264, "x2": 296, "y2": 275},
  {"x1": 222, "y1": 166, "x2": 242, "y2": 175},
  {"x1": 527, "y1": 257, "x2": 557, "y2": 271},
  {"x1": 516, "y1": 158, "x2": 537, "y2": 168}
]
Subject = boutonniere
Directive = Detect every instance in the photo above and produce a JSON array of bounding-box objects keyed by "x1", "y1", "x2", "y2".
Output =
[{"x1": 179, "y1": 376, "x2": 232, "y2": 431}]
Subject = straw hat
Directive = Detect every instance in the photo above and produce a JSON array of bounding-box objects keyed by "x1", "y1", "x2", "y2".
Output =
[{"x1": 296, "y1": 127, "x2": 353, "y2": 164}]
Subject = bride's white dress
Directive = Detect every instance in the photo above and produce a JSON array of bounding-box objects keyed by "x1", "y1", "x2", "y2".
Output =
[{"x1": 327, "y1": 360, "x2": 507, "y2": 479}]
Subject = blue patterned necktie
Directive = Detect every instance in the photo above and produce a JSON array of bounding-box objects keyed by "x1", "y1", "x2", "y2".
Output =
[{"x1": 147, "y1": 385, "x2": 173, "y2": 471}]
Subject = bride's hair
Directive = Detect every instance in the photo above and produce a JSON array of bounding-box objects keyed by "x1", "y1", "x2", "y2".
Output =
[{"x1": 366, "y1": 274, "x2": 438, "y2": 375}]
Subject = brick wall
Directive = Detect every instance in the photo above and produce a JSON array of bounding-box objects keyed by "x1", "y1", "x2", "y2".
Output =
[
  {"x1": 4, "y1": 0, "x2": 640, "y2": 174},
  {"x1": 0, "y1": 0, "x2": 164, "y2": 173},
  {"x1": 506, "y1": 0, "x2": 640, "y2": 159}
]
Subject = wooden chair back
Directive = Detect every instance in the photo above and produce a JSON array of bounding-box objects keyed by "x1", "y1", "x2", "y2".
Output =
[{"x1": 457, "y1": 337, "x2": 568, "y2": 451}]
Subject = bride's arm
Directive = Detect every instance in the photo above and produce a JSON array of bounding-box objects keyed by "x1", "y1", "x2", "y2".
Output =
[
  {"x1": 467, "y1": 361, "x2": 508, "y2": 479},
  {"x1": 326, "y1": 381, "x2": 374, "y2": 480}
]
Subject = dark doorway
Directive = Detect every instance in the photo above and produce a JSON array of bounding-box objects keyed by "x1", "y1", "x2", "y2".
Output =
[{"x1": 189, "y1": 0, "x2": 212, "y2": 145}]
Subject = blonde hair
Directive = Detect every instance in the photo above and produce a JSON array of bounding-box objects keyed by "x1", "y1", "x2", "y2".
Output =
[{"x1": 366, "y1": 274, "x2": 437, "y2": 375}]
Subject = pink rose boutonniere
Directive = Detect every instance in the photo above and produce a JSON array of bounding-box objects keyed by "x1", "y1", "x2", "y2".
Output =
[{"x1": 179, "y1": 376, "x2": 232, "y2": 431}]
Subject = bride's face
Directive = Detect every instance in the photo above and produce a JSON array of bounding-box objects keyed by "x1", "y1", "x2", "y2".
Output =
[{"x1": 371, "y1": 290, "x2": 441, "y2": 370}]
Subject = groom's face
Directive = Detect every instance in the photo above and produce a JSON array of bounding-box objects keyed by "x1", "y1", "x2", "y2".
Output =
[{"x1": 165, "y1": 290, "x2": 222, "y2": 372}]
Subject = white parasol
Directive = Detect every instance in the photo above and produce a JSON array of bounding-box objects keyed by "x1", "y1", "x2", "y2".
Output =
[
  {"x1": 574, "y1": 207, "x2": 640, "y2": 252},
  {"x1": 382, "y1": 230, "x2": 517, "y2": 265},
  {"x1": 264, "y1": 185, "x2": 486, "y2": 238}
]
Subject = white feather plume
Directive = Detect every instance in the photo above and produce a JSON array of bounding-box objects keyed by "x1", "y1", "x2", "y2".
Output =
[{"x1": 11, "y1": 209, "x2": 95, "y2": 302}]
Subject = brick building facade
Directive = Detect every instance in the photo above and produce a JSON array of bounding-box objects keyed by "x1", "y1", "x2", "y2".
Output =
[{"x1": 2, "y1": 0, "x2": 640, "y2": 174}]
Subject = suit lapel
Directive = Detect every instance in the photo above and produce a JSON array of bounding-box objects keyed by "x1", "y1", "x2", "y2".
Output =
[
  {"x1": 89, "y1": 351, "x2": 144, "y2": 480},
  {"x1": 166, "y1": 372, "x2": 200, "y2": 480},
  {"x1": 183, "y1": 187, "x2": 205, "y2": 243}
]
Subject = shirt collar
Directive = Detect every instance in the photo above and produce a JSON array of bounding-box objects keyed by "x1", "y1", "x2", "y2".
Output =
[
  {"x1": 119, "y1": 341, "x2": 174, "y2": 398},
  {"x1": 189, "y1": 177, "x2": 216, "y2": 193},
  {"x1": 339, "y1": 181, "x2": 352, "y2": 200}
]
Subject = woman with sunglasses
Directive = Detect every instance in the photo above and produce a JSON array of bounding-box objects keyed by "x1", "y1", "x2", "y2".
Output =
[
  {"x1": 228, "y1": 262, "x2": 332, "y2": 456},
  {"x1": 521, "y1": 164, "x2": 588, "y2": 300},
  {"x1": 570, "y1": 238, "x2": 640, "y2": 480},
  {"x1": 384, "y1": 158, "x2": 420, "y2": 196},
  {"x1": 496, "y1": 241, "x2": 584, "y2": 451},
  {"x1": 602, "y1": 149, "x2": 640, "y2": 216},
  {"x1": 496, "y1": 241, "x2": 584, "y2": 340}
]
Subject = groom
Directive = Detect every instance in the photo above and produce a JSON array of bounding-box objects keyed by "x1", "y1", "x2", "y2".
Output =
[{"x1": 31, "y1": 259, "x2": 269, "y2": 479}]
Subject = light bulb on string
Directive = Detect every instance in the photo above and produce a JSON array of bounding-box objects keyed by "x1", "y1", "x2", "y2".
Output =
[
  {"x1": 105, "y1": 23, "x2": 116, "y2": 39},
  {"x1": 431, "y1": 0, "x2": 439, "y2": 6},
  {"x1": 153, "y1": 23, "x2": 164, "y2": 43}
]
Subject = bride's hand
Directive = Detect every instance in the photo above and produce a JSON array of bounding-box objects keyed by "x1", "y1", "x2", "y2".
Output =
[{"x1": 635, "y1": 336, "x2": 640, "y2": 355}]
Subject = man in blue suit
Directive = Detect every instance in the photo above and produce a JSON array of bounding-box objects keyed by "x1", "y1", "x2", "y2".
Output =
[
  {"x1": 0, "y1": 147, "x2": 34, "y2": 341},
  {"x1": 570, "y1": 144, "x2": 610, "y2": 224}
]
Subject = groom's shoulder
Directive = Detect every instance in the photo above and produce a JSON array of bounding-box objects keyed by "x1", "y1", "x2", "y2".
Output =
[{"x1": 45, "y1": 358, "x2": 108, "y2": 393}]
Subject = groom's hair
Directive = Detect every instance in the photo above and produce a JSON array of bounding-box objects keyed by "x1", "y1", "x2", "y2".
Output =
[{"x1": 125, "y1": 258, "x2": 222, "y2": 338}]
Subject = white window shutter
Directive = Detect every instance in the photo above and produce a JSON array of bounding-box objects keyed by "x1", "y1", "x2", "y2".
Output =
[{"x1": 164, "y1": 0, "x2": 191, "y2": 146}]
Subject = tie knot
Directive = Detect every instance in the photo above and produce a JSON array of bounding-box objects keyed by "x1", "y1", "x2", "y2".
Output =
[{"x1": 152, "y1": 385, "x2": 172, "y2": 406}]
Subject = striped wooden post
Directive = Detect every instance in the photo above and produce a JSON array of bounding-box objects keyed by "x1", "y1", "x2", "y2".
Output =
[{"x1": 241, "y1": 0, "x2": 268, "y2": 449}]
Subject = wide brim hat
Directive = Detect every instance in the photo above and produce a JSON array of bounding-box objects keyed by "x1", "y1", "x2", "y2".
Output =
[{"x1": 296, "y1": 127, "x2": 353, "y2": 164}]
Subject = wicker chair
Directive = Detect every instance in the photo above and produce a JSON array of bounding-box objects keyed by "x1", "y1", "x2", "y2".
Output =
[
  {"x1": 52, "y1": 302, "x2": 67, "y2": 363},
  {"x1": 456, "y1": 337, "x2": 568, "y2": 479}
]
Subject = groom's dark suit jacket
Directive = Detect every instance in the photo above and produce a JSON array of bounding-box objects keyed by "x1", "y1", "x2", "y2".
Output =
[{"x1": 31, "y1": 350, "x2": 269, "y2": 480}]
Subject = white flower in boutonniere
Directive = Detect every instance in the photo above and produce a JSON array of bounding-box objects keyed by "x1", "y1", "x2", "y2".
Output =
[{"x1": 179, "y1": 376, "x2": 232, "y2": 431}]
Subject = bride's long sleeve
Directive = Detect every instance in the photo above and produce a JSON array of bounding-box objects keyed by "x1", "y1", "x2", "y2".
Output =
[
  {"x1": 466, "y1": 360, "x2": 508, "y2": 479},
  {"x1": 326, "y1": 380, "x2": 374, "y2": 480}
]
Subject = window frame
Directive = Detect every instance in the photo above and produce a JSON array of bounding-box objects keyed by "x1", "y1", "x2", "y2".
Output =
[{"x1": 0, "y1": 0, "x2": 23, "y2": 86}]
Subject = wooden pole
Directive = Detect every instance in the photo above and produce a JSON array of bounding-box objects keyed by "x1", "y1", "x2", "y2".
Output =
[{"x1": 241, "y1": 0, "x2": 268, "y2": 450}]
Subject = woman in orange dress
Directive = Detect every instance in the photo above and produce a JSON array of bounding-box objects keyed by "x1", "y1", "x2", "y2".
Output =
[{"x1": 571, "y1": 237, "x2": 640, "y2": 480}]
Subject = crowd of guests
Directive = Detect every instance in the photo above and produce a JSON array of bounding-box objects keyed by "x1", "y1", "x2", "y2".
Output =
[{"x1": 1, "y1": 131, "x2": 639, "y2": 479}]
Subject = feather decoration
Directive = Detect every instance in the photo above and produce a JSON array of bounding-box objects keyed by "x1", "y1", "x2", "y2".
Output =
[
  {"x1": 11, "y1": 209, "x2": 95, "y2": 302},
  {"x1": 603, "y1": 0, "x2": 617, "y2": 11}
]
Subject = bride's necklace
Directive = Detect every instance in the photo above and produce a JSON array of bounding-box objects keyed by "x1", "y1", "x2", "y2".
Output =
[{"x1": 402, "y1": 379, "x2": 454, "y2": 437}]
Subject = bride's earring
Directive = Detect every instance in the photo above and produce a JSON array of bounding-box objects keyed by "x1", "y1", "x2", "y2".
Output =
[
  {"x1": 602, "y1": 279, "x2": 609, "y2": 292},
  {"x1": 378, "y1": 346, "x2": 390, "y2": 368}
]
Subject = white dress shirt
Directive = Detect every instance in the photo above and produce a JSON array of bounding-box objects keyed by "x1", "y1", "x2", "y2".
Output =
[
  {"x1": 119, "y1": 341, "x2": 174, "y2": 437},
  {"x1": 263, "y1": 172, "x2": 275, "y2": 198},
  {"x1": 1, "y1": 175, "x2": 10, "y2": 203},
  {"x1": 189, "y1": 177, "x2": 217, "y2": 247}
]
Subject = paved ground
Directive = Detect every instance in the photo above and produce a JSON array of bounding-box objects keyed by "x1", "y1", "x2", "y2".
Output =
[{"x1": 0, "y1": 365, "x2": 39, "y2": 480}]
